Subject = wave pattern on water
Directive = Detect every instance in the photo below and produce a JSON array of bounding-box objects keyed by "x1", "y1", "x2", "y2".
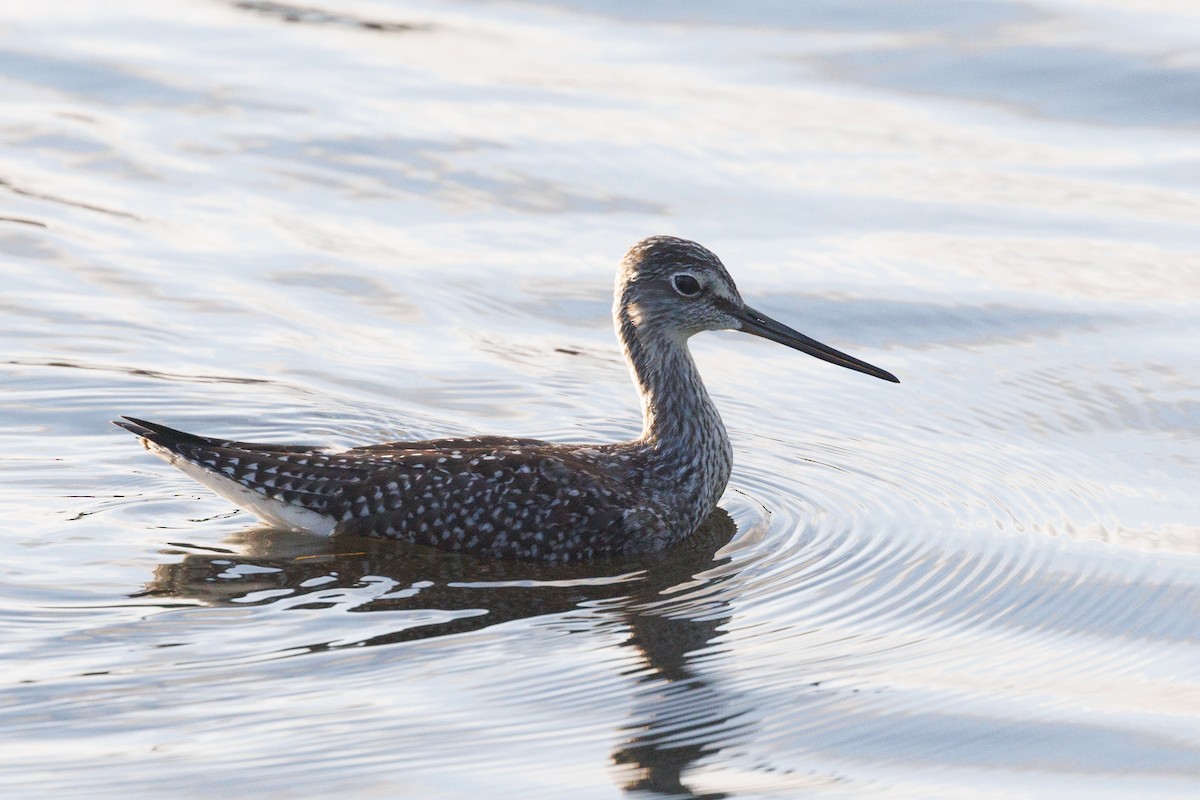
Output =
[{"x1": 0, "y1": 0, "x2": 1198, "y2": 798}]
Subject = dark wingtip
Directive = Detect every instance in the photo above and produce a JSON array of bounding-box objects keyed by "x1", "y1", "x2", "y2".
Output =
[
  {"x1": 112, "y1": 416, "x2": 153, "y2": 436},
  {"x1": 112, "y1": 416, "x2": 206, "y2": 445}
]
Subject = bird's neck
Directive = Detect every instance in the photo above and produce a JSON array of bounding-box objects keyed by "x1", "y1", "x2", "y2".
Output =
[{"x1": 616, "y1": 302, "x2": 733, "y2": 519}]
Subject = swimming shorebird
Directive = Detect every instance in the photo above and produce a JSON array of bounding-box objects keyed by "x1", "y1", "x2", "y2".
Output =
[{"x1": 116, "y1": 236, "x2": 898, "y2": 561}]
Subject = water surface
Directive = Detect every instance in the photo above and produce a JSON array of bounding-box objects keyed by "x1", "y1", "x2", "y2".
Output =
[{"x1": 1, "y1": 1, "x2": 1199, "y2": 797}]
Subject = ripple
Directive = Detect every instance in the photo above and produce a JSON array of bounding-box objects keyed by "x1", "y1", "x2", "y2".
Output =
[{"x1": 2, "y1": 0, "x2": 1200, "y2": 796}]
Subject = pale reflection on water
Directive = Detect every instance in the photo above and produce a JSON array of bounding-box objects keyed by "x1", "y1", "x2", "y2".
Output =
[
  {"x1": 147, "y1": 512, "x2": 739, "y2": 796},
  {"x1": 1, "y1": 0, "x2": 1199, "y2": 798}
]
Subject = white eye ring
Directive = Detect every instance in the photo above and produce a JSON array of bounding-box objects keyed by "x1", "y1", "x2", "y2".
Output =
[{"x1": 671, "y1": 272, "x2": 702, "y2": 297}]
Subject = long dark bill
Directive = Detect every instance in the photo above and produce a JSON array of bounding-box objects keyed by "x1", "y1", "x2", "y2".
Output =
[{"x1": 735, "y1": 305, "x2": 900, "y2": 383}]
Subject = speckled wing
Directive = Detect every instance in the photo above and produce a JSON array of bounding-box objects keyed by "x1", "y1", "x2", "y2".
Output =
[
  {"x1": 346, "y1": 435, "x2": 548, "y2": 453},
  {"x1": 333, "y1": 447, "x2": 657, "y2": 560},
  {"x1": 114, "y1": 418, "x2": 660, "y2": 559}
]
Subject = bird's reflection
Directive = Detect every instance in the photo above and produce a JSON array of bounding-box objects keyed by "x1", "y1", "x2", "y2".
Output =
[{"x1": 140, "y1": 509, "x2": 740, "y2": 799}]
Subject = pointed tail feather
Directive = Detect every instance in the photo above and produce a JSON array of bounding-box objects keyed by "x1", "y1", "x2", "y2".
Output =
[
  {"x1": 112, "y1": 416, "x2": 215, "y2": 447},
  {"x1": 113, "y1": 416, "x2": 344, "y2": 533},
  {"x1": 112, "y1": 417, "x2": 321, "y2": 454}
]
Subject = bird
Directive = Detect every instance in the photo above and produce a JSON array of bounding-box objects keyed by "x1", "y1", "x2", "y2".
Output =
[{"x1": 115, "y1": 236, "x2": 898, "y2": 561}]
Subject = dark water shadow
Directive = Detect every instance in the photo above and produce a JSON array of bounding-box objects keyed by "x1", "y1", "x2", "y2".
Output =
[
  {"x1": 140, "y1": 509, "x2": 741, "y2": 799},
  {"x1": 230, "y1": 1, "x2": 434, "y2": 33}
]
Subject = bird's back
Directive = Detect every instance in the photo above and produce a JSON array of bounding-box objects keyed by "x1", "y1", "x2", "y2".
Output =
[{"x1": 116, "y1": 418, "x2": 666, "y2": 560}]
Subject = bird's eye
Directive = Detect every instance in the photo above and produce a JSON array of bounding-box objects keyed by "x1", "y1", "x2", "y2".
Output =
[{"x1": 672, "y1": 273, "x2": 702, "y2": 297}]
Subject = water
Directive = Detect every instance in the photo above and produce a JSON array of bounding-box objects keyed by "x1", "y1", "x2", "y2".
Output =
[{"x1": 2, "y1": 0, "x2": 1199, "y2": 797}]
